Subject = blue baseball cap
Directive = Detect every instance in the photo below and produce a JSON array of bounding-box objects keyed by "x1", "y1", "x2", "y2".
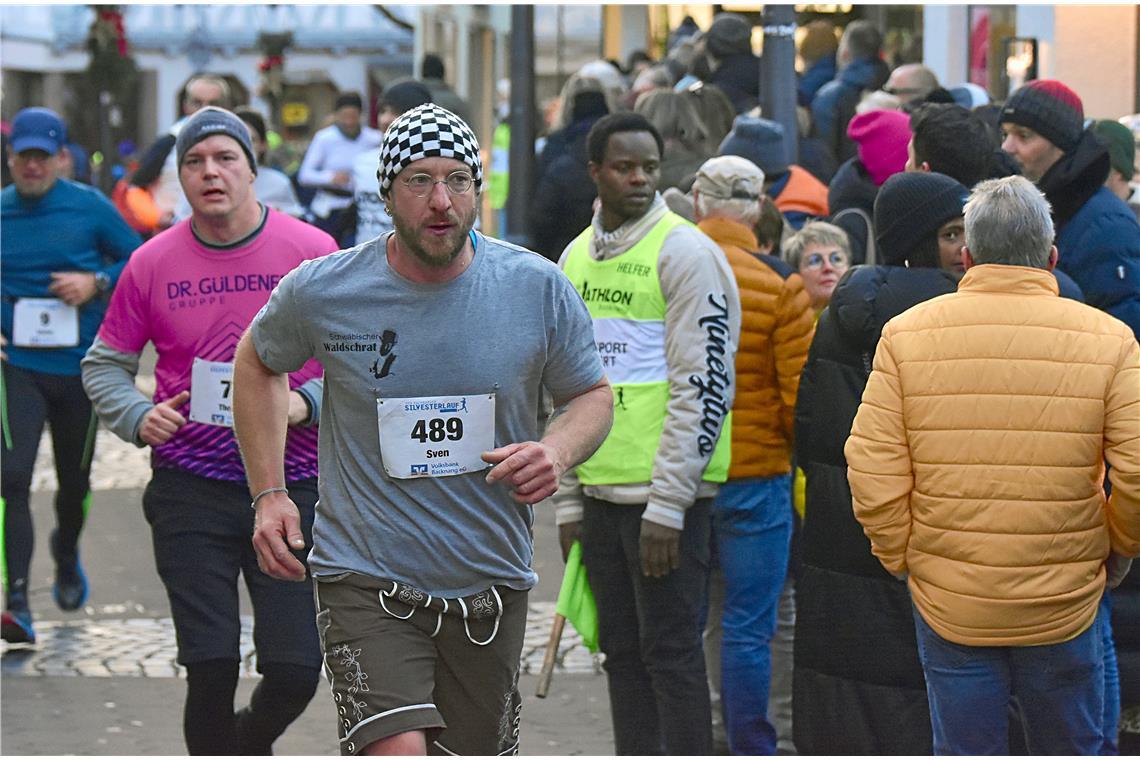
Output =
[{"x1": 10, "y1": 107, "x2": 67, "y2": 154}]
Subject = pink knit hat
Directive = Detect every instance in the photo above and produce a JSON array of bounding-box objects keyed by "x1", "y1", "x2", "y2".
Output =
[{"x1": 847, "y1": 109, "x2": 912, "y2": 186}]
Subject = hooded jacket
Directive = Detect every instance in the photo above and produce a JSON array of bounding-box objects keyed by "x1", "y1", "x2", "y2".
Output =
[
  {"x1": 810, "y1": 56, "x2": 890, "y2": 165},
  {"x1": 554, "y1": 196, "x2": 742, "y2": 530},
  {"x1": 697, "y1": 216, "x2": 815, "y2": 479},
  {"x1": 791, "y1": 264, "x2": 956, "y2": 754},
  {"x1": 847, "y1": 265, "x2": 1140, "y2": 647},
  {"x1": 1039, "y1": 130, "x2": 1140, "y2": 338},
  {"x1": 530, "y1": 120, "x2": 599, "y2": 261}
]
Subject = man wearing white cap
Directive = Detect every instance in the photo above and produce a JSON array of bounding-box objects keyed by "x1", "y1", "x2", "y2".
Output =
[{"x1": 690, "y1": 155, "x2": 815, "y2": 754}]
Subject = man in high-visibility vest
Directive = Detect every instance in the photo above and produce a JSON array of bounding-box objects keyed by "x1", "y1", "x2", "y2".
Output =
[{"x1": 555, "y1": 112, "x2": 742, "y2": 755}]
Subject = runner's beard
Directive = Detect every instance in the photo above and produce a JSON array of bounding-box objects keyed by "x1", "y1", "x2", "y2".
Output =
[{"x1": 393, "y1": 205, "x2": 478, "y2": 269}]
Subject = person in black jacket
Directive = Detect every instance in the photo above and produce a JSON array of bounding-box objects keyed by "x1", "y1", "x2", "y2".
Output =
[
  {"x1": 529, "y1": 81, "x2": 610, "y2": 260},
  {"x1": 694, "y1": 13, "x2": 761, "y2": 115},
  {"x1": 791, "y1": 171, "x2": 969, "y2": 754}
]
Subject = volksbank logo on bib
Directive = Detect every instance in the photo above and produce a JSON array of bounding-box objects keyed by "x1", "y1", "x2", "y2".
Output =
[{"x1": 409, "y1": 460, "x2": 466, "y2": 477}]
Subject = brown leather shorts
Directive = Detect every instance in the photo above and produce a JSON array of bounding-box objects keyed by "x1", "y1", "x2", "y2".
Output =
[{"x1": 314, "y1": 573, "x2": 527, "y2": 755}]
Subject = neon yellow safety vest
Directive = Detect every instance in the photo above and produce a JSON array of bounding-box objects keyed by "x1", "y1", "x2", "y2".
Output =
[
  {"x1": 562, "y1": 212, "x2": 731, "y2": 485},
  {"x1": 489, "y1": 123, "x2": 510, "y2": 211}
]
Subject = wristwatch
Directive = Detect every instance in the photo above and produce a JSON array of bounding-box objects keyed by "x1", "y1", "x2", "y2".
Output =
[{"x1": 93, "y1": 271, "x2": 111, "y2": 294}]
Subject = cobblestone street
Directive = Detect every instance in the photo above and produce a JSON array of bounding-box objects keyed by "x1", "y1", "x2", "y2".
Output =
[
  {"x1": 2, "y1": 427, "x2": 614, "y2": 754},
  {"x1": 1, "y1": 603, "x2": 600, "y2": 679},
  {"x1": 6, "y1": 430, "x2": 600, "y2": 677}
]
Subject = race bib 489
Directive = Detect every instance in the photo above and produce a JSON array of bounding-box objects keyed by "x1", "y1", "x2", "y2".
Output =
[{"x1": 376, "y1": 394, "x2": 495, "y2": 479}]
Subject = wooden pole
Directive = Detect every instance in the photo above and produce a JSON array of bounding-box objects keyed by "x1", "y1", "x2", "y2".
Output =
[{"x1": 534, "y1": 613, "x2": 566, "y2": 698}]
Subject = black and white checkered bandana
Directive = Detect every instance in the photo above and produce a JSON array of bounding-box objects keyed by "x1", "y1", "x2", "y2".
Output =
[{"x1": 377, "y1": 103, "x2": 482, "y2": 197}]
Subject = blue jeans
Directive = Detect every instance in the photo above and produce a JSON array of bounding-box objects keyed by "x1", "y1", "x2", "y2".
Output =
[
  {"x1": 711, "y1": 476, "x2": 791, "y2": 755},
  {"x1": 1101, "y1": 593, "x2": 1120, "y2": 755},
  {"x1": 581, "y1": 497, "x2": 713, "y2": 755},
  {"x1": 913, "y1": 605, "x2": 1104, "y2": 754}
]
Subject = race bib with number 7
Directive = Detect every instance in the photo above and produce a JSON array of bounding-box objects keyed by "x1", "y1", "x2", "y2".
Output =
[
  {"x1": 376, "y1": 394, "x2": 495, "y2": 479},
  {"x1": 189, "y1": 358, "x2": 235, "y2": 427}
]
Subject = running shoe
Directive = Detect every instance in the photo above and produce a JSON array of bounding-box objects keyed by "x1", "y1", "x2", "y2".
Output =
[
  {"x1": 1, "y1": 608, "x2": 35, "y2": 644},
  {"x1": 51, "y1": 529, "x2": 89, "y2": 612}
]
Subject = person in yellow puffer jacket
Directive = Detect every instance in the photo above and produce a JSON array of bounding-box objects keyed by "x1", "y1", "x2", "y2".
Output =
[{"x1": 847, "y1": 175, "x2": 1140, "y2": 754}]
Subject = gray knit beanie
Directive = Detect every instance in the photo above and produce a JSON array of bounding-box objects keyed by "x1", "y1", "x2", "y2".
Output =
[{"x1": 176, "y1": 106, "x2": 257, "y2": 174}]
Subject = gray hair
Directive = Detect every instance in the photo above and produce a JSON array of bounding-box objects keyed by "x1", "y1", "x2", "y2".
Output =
[
  {"x1": 964, "y1": 176, "x2": 1054, "y2": 268},
  {"x1": 839, "y1": 20, "x2": 882, "y2": 63},
  {"x1": 783, "y1": 221, "x2": 851, "y2": 269},
  {"x1": 552, "y1": 73, "x2": 619, "y2": 131},
  {"x1": 694, "y1": 192, "x2": 761, "y2": 228},
  {"x1": 184, "y1": 74, "x2": 233, "y2": 109}
]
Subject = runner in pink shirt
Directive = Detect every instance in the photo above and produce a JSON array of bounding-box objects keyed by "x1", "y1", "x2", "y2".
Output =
[{"x1": 81, "y1": 107, "x2": 338, "y2": 755}]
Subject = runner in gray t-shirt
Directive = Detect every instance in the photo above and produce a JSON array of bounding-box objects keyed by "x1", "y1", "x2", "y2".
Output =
[{"x1": 231, "y1": 104, "x2": 612, "y2": 756}]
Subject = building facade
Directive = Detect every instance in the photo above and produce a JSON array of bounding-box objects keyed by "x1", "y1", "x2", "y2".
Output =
[{"x1": 1, "y1": 4, "x2": 415, "y2": 151}]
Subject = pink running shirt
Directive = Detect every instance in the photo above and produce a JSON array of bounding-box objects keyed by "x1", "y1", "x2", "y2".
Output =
[{"x1": 98, "y1": 210, "x2": 338, "y2": 481}]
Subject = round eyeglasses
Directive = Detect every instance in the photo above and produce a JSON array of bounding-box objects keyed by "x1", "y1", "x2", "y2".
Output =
[
  {"x1": 402, "y1": 171, "x2": 474, "y2": 197},
  {"x1": 803, "y1": 251, "x2": 848, "y2": 270}
]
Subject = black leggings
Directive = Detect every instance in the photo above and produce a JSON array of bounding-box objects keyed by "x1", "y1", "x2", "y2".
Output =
[
  {"x1": 0, "y1": 363, "x2": 96, "y2": 602},
  {"x1": 184, "y1": 659, "x2": 320, "y2": 755}
]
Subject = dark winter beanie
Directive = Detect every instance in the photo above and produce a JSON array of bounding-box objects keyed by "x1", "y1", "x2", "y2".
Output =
[
  {"x1": 706, "y1": 13, "x2": 753, "y2": 58},
  {"x1": 572, "y1": 90, "x2": 609, "y2": 122},
  {"x1": 176, "y1": 107, "x2": 257, "y2": 174},
  {"x1": 999, "y1": 79, "x2": 1084, "y2": 152},
  {"x1": 381, "y1": 80, "x2": 434, "y2": 115},
  {"x1": 874, "y1": 172, "x2": 969, "y2": 266},
  {"x1": 718, "y1": 115, "x2": 789, "y2": 176}
]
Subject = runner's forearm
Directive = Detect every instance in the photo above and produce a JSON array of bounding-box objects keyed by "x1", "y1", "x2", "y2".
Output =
[
  {"x1": 233, "y1": 330, "x2": 291, "y2": 494},
  {"x1": 543, "y1": 380, "x2": 613, "y2": 478},
  {"x1": 80, "y1": 337, "x2": 154, "y2": 446}
]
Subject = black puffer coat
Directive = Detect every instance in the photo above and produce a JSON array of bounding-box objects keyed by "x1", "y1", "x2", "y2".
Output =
[{"x1": 792, "y1": 264, "x2": 958, "y2": 755}]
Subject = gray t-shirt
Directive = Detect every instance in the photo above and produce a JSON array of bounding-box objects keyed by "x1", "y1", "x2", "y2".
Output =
[{"x1": 250, "y1": 231, "x2": 602, "y2": 596}]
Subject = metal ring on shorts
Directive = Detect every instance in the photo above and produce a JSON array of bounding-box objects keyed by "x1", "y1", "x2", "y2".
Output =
[
  {"x1": 430, "y1": 597, "x2": 448, "y2": 638},
  {"x1": 377, "y1": 582, "x2": 416, "y2": 620},
  {"x1": 431, "y1": 611, "x2": 443, "y2": 638},
  {"x1": 457, "y1": 586, "x2": 503, "y2": 646}
]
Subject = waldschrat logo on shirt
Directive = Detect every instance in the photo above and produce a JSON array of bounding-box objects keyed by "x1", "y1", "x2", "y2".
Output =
[{"x1": 370, "y1": 329, "x2": 398, "y2": 378}]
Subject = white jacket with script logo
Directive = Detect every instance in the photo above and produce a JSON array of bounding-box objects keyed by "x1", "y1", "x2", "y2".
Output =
[{"x1": 553, "y1": 195, "x2": 742, "y2": 530}]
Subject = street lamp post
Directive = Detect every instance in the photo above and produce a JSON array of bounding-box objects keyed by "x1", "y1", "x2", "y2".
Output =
[
  {"x1": 761, "y1": 5, "x2": 799, "y2": 165},
  {"x1": 505, "y1": 5, "x2": 536, "y2": 247}
]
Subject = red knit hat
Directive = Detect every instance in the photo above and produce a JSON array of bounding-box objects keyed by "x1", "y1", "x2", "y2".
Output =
[
  {"x1": 1000, "y1": 79, "x2": 1084, "y2": 152},
  {"x1": 847, "y1": 109, "x2": 912, "y2": 186}
]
